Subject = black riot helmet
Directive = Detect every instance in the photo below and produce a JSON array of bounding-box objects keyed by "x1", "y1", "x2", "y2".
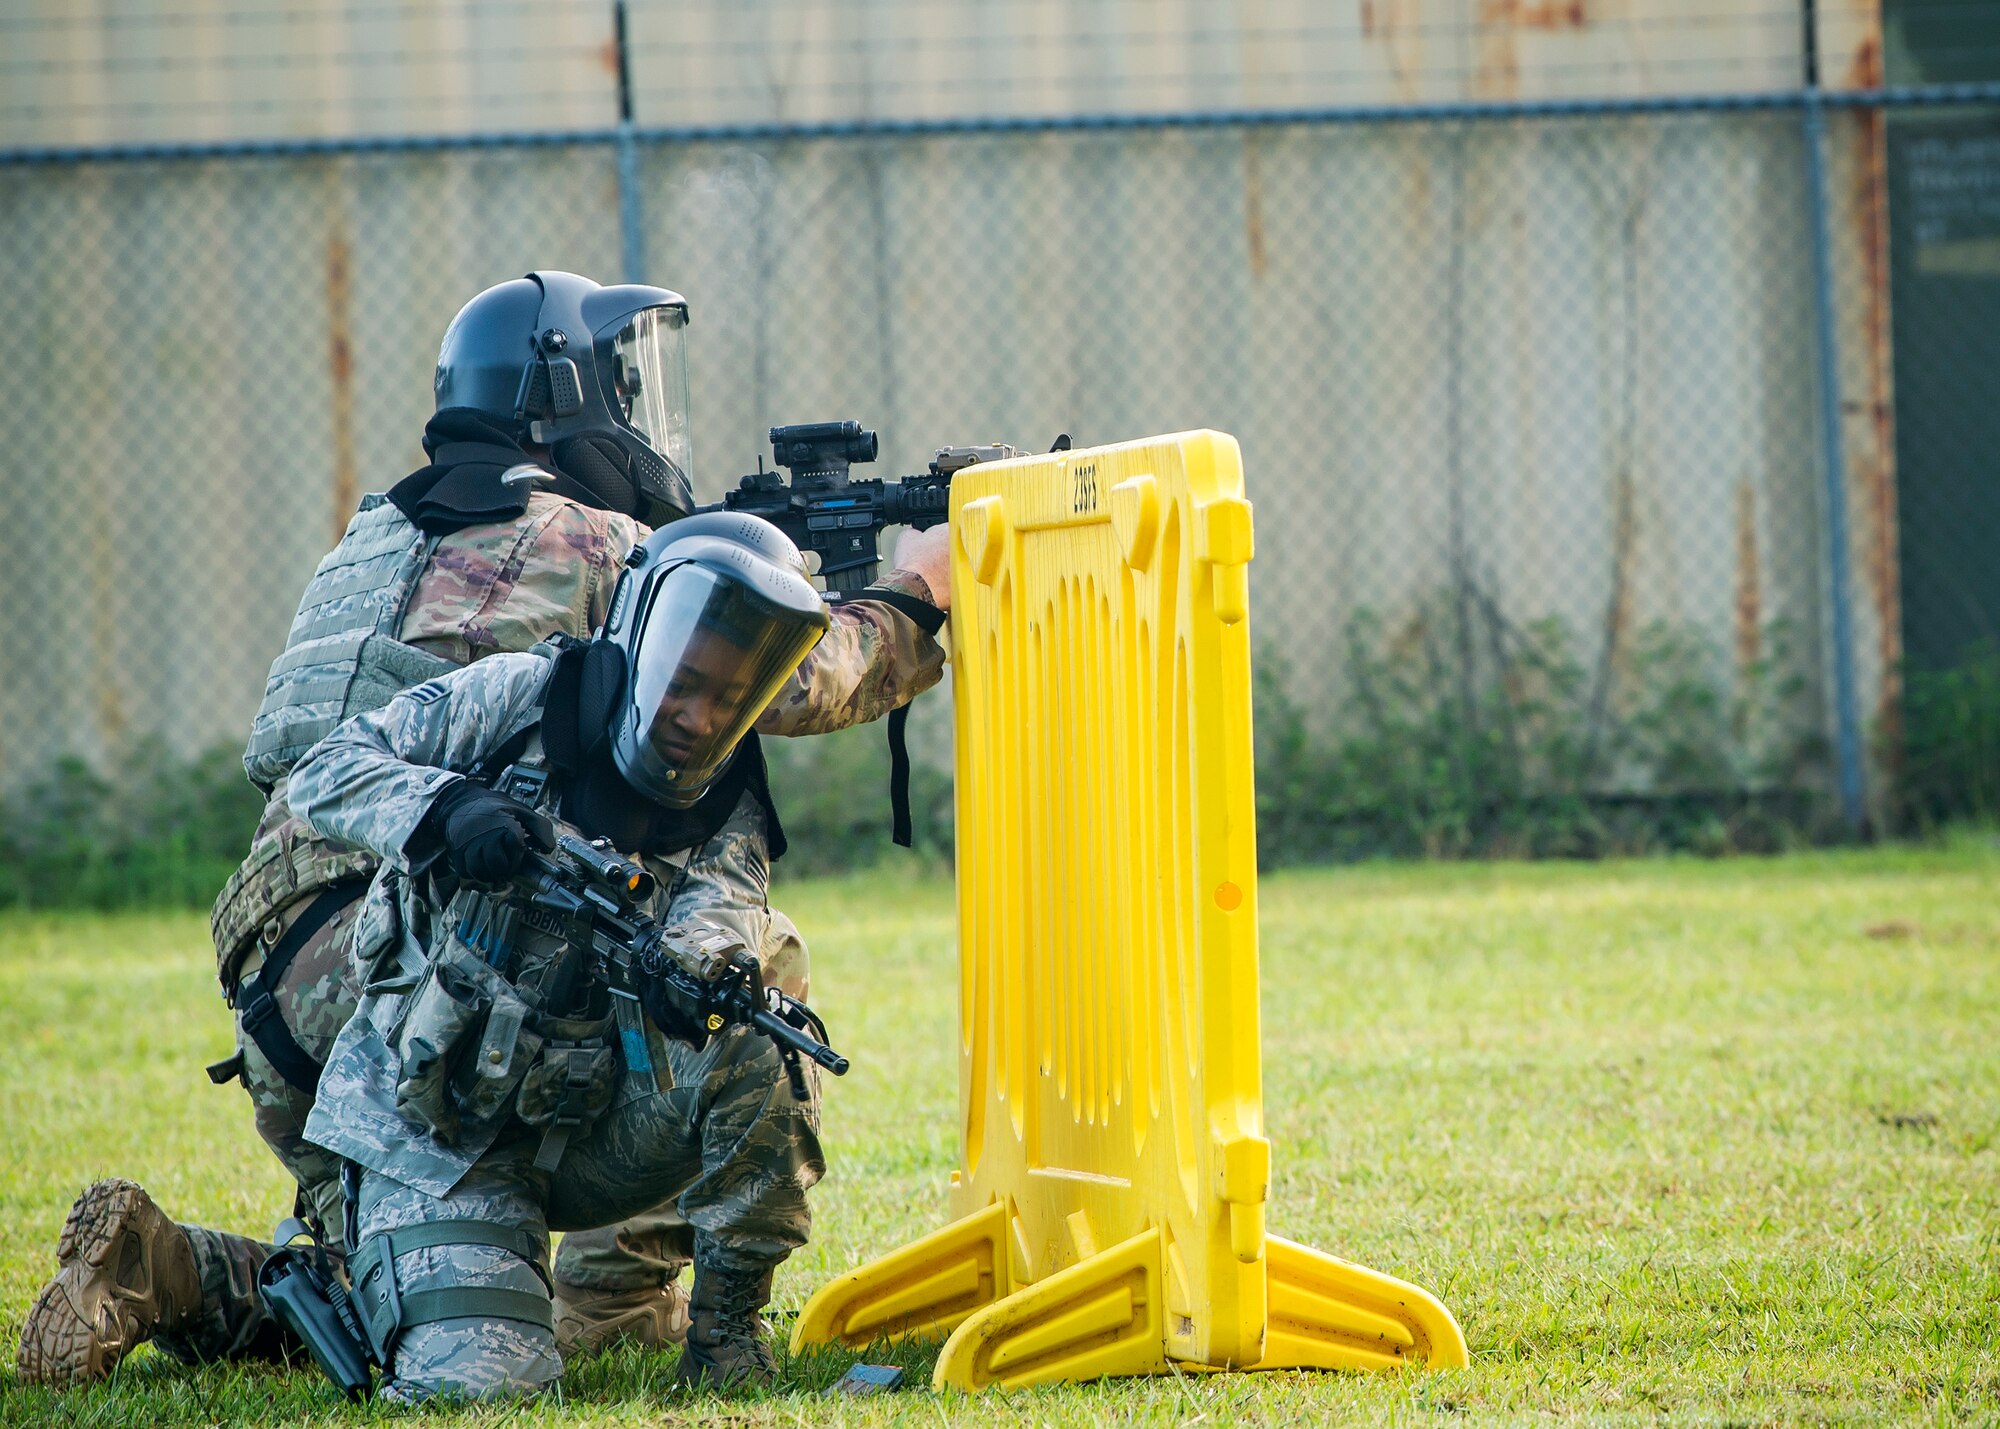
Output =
[
  {"x1": 601, "y1": 512, "x2": 830, "y2": 808},
  {"x1": 433, "y1": 270, "x2": 695, "y2": 525}
]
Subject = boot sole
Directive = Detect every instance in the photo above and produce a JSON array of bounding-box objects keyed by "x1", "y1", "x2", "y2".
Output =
[{"x1": 16, "y1": 1180, "x2": 158, "y2": 1385}]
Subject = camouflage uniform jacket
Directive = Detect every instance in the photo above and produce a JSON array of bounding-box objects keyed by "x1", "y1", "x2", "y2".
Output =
[
  {"x1": 290, "y1": 594, "x2": 944, "y2": 1194},
  {"x1": 211, "y1": 491, "x2": 645, "y2": 996},
  {"x1": 756, "y1": 571, "x2": 946, "y2": 736}
]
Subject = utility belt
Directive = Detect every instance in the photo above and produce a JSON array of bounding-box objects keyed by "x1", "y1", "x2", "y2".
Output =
[{"x1": 391, "y1": 882, "x2": 657, "y2": 1174}]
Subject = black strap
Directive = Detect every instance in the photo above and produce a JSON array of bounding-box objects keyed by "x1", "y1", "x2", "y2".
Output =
[
  {"x1": 848, "y1": 585, "x2": 947, "y2": 636},
  {"x1": 839, "y1": 586, "x2": 945, "y2": 849},
  {"x1": 235, "y1": 879, "x2": 369, "y2": 1096},
  {"x1": 467, "y1": 724, "x2": 537, "y2": 788},
  {"x1": 888, "y1": 704, "x2": 916, "y2": 848}
]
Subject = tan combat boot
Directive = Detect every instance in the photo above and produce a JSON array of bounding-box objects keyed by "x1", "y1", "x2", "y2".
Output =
[
  {"x1": 673, "y1": 1264, "x2": 778, "y2": 1391},
  {"x1": 16, "y1": 1180, "x2": 203, "y2": 1385},
  {"x1": 553, "y1": 1278, "x2": 690, "y2": 1360}
]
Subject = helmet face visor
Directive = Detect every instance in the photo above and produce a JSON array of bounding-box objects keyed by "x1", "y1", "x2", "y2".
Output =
[
  {"x1": 603, "y1": 304, "x2": 693, "y2": 486},
  {"x1": 621, "y1": 563, "x2": 823, "y2": 806}
]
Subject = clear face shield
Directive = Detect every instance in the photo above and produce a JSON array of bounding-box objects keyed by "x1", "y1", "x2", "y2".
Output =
[
  {"x1": 604, "y1": 305, "x2": 694, "y2": 485},
  {"x1": 622, "y1": 563, "x2": 825, "y2": 806}
]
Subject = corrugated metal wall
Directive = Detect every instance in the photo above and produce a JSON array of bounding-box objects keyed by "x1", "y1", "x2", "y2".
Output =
[
  {"x1": 5, "y1": 1, "x2": 1872, "y2": 145},
  {"x1": 0, "y1": 1, "x2": 1906, "y2": 821}
]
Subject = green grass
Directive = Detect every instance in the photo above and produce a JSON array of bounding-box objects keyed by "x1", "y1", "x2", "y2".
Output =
[{"x1": 2, "y1": 842, "x2": 1997, "y2": 1425}]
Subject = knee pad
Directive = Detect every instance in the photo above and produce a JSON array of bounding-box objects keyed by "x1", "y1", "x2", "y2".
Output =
[{"x1": 348, "y1": 1219, "x2": 560, "y2": 1401}]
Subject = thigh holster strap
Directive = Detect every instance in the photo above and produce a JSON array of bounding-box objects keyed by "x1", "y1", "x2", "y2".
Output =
[{"x1": 348, "y1": 1219, "x2": 553, "y2": 1363}]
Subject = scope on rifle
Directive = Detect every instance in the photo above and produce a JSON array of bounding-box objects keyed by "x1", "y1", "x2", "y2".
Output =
[
  {"x1": 770, "y1": 420, "x2": 878, "y2": 474},
  {"x1": 718, "y1": 420, "x2": 1020, "y2": 594},
  {"x1": 554, "y1": 833, "x2": 655, "y2": 904}
]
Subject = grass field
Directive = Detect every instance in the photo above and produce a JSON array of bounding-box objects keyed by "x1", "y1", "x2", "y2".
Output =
[{"x1": 1, "y1": 842, "x2": 1996, "y2": 1425}]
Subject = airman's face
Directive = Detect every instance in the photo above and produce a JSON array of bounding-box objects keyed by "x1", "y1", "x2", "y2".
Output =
[{"x1": 645, "y1": 627, "x2": 757, "y2": 769}]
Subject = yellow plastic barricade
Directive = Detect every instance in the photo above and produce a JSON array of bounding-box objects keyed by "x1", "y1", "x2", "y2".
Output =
[{"x1": 793, "y1": 431, "x2": 1467, "y2": 1390}]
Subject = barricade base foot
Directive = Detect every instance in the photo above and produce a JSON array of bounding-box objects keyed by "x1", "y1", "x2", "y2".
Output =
[
  {"x1": 933, "y1": 1225, "x2": 1171, "y2": 1391},
  {"x1": 1246, "y1": 1235, "x2": 1469, "y2": 1372},
  {"x1": 791, "y1": 1201, "x2": 1012, "y2": 1352}
]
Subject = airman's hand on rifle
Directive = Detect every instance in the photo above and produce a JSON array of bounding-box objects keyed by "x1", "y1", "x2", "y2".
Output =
[{"x1": 891, "y1": 524, "x2": 953, "y2": 614}]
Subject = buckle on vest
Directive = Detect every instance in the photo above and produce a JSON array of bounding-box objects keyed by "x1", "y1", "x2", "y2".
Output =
[
  {"x1": 495, "y1": 764, "x2": 550, "y2": 808},
  {"x1": 239, "y1": 982, "x2": 280, "y2": 1034}
]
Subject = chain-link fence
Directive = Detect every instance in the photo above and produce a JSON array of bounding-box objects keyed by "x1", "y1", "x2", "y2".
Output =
[{"x1": 2, "y1": 91, "x2": 1996, "y2": 884}]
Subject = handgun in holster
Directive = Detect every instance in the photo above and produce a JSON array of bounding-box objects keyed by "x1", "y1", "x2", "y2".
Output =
[{"x1": 256, "y1": 1218, "x2": 375, "y2": 1400}]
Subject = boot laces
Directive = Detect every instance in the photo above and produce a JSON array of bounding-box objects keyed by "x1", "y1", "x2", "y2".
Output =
[{"x1": 708, "y1": 1283, "x2": 766, "y2": 1343}]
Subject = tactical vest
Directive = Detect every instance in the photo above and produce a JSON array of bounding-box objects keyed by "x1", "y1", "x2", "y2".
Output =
[
  {"x1": 217, "y1": 494, "x2": 462, "y2": 1027},
  {"x1": 242, "y1": 494, "x2": 459, "y2": 792}
]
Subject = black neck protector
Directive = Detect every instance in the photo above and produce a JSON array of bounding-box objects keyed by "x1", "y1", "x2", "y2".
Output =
[
  {"x1": 389, "y1": 408, "x2": 620, "y2": 536},
  {"x1": 537, "y1": 642, "x2": 786, "y2": 860}
]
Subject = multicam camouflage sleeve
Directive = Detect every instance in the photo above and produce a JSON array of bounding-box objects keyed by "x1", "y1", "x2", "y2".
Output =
[
  {"x1": 755, "y1": 570, "x2": 946, "y2": 737},
  {"x1": 286, "y1": 652, "x2": 555, "y2": 871}
]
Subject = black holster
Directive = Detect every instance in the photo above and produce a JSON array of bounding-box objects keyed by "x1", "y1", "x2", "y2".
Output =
[{"x1": 257, "y1": 1244, "x2": 376, "y2": 1400}]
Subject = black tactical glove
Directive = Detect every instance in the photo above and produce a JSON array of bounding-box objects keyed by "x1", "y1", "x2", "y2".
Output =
[{"x1": 429, "y1": 781, "x2": 555, "y2": 884}]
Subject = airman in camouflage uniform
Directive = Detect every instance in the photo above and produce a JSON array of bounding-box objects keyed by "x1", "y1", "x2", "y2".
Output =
[
  {"x1": 14, "y1": 519, "x2": 943, "y2": 1389},
  {"x1": 231, "y1": 489, "x2": 646, "y2": 1216},
  {"x1": 15, "y1": 492, "x2": 663, "y2": 1384},
  {"x1": 16, "y1": 271, "x2": 943, "y2": 1389},
  {"x1": 282, "y1": 513, "x2": 946, "y2": 1401}
]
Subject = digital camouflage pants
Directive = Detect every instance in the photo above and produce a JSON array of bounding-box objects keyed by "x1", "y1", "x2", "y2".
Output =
[
  {"x1": 354, "y1": 1018, "x2": 822, "y2": 1400},
  {"x1": 170, "y1": 812, "x2": 812, "y2": 1365}
]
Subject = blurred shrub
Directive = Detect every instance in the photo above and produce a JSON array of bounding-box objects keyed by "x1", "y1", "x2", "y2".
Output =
[
  {"x1": 19, "y1": 607, "x2": 1974, "y2": 910},
  {"x1": 1892, "y1": 643, "x2": 2000, "y2": 830},
  {"x1": 1254, "y1": 598, "x2": 1834, "y2": 865},
  {"x1": 0, "y1": 738, "x2": 264, "y2": 910},
  {"x1": 763, "y1": 713, "x2": 956, "y2": 877},
  {"x1": 0, "y1": 718, "x2": 957, "y2": 910}
]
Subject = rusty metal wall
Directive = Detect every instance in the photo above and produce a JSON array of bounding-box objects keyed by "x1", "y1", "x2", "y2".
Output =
[
  {"x1": 0, "y1": 96, "x2": 1919, "y2": 827},
  {"x1": 2, "y1": 1, "x2": 1873, "y2": 148},
  {"x1": 0, "y1": 147, "x2": 621, "y2": 789}
]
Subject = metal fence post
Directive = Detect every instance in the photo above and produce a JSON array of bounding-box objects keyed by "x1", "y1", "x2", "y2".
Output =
[
  {"x1": 1801, "y1": 8, "x2": 1867, "y2": 834},
  {"x1": 613, "y1": 0, "x2": 645, "y2": 283}
]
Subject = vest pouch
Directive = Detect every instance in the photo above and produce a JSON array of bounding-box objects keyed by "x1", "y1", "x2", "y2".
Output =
[
  {"x1": 515, "y1": 1013, "x2": 619, "y2": 1135},
  {"x1": 244, "y1": 627, "x2": 375, "y2": 790},
  {"x1": 211, "y1": 812, "x2": 379, "y2": 998},
  {"x1": 392, "y1": 955, "x2": 486, "y2": 1140},
  {"x1": 243, "y1": 497, "x2": 438, "y2": 791},
  {"x1": 451, "y1": 988, "x2": 543, "y2": 1126},
  {"x1": 350, "y1": 872, "x2": 404, "y2": 983},
  {"x1": 210, "y1": 831, "x2": 298, "y2": 996}
]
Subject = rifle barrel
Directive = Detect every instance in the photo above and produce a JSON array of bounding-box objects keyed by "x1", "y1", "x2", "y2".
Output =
[{"x1": 749, "y1": 1006, "x2": 849, "y2": 1075}]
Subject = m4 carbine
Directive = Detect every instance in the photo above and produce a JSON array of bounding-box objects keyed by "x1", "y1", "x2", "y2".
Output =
[
  {"x1": 517, "y1": 833, "x2": 848, "y2": 1101},
  {"x1": 712, "y1": 421, "x2": 1024, "y2": 592}
]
